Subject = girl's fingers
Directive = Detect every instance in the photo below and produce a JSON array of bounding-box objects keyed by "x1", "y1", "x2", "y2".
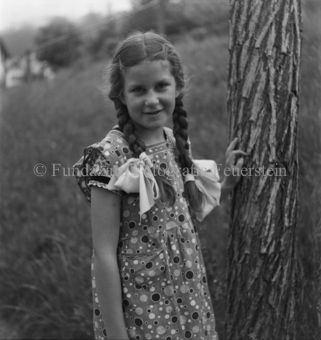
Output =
[
  {"x1": 226, "y1": 153, "x2": 235, "y2": 165},
  {"x1": 233, "y1": 150, "x2": 248, "y2": 156},
  {"x1": 235, "y1": 157, "x2": 244, "y2": 168},
  {"x1": 226, "y1": 138, "x2": 238, "y2": 152},
  {"x1": 226, "y1": 139, "x2": 248, "y2": 168},
  {"x1": 226, "y1": 139, "x2": 248, "y2": 155},
  {"x1": 226, "y1": 151, "x2": 247, "y2": 165}
]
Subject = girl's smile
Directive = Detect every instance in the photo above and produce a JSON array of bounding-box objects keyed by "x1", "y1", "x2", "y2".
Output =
[{"x1": 121, "y1": 60, "x2": 179, "y2": 143}]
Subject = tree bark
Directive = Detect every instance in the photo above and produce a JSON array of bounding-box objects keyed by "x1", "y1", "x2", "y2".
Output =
[{"x1": 226, "y1": 0, "x2": 301, "y2": 339}]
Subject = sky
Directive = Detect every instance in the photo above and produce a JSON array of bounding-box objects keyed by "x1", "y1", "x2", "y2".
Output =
[{"x1": 0, "y1": 0, "x2": 132, "y2": 31}]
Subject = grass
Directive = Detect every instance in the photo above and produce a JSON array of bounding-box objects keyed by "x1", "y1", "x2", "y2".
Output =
[{"x1": 0, "y1": 1, "x2": 320, "y2": 339}]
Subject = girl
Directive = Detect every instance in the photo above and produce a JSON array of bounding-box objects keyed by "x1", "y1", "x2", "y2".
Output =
[{"x1": 73, "y1": 31, "x2": 246, "y2": 340}]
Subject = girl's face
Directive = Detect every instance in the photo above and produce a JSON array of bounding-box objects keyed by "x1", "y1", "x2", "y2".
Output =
[{"x1": 121, "y1": 60, "x2": 179, "y2": 139}]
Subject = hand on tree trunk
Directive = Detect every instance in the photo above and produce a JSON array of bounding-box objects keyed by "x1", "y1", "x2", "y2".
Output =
[{"x1": 220, "y1": 138, "x2": 247, "y2": 201}]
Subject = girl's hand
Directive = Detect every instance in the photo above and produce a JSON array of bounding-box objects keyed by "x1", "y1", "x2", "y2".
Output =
[
  {"x1": 224, "y1": 137, "x2": 247, "y2": 188},
  {"x1": 220, "y1": 138, "x2": 247, "y2": 201}
]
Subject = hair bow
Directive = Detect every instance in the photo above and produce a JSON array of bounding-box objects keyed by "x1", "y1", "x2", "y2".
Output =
[
  {"x1": 107, "y1": 152, "x2": 160, "y2": 218},
  {"x1": 185, "y1": 160, "x2": 221, "y2": 221}
]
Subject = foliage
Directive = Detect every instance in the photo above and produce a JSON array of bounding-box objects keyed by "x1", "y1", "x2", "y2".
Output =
[
  {"x1": 125, "y1": 0, "x2": 229, "y2": 37},
  {"x1": 131, "y1": 0, "x2": 156, "y2": 8},
  {"x1": 35, "y1": 17, "x2": 82, "y2": 68},
  {"x1": 122, "y1": 0, "x2": 161, "y2": 34},
  {"x1": 0, "y1": 61, "x2": 110, "y2": 339},
  {"x1": 125, "y1": 0, "x2": 204, "y2": 36},
  {"x1": 86, "y1": 21, "x2": 118, "y2": 60},
  {"x1": 1, "y1": 0, "x2": 230, "y2": 61},
  {"x1": 173, "y1": 0, "x2": 229, "y2": 36},
  {"x1": 1, "y1": 24, "x2": 37, "y2": 56}
]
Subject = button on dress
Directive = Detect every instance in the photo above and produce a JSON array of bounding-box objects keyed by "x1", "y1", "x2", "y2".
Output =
[{"x1": 73, "y1": 128, "x2": 219, "y2": 340}]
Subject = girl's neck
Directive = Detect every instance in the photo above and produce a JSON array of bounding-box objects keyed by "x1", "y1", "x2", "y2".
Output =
[{"x1": 135, "y1": 127, "x2": 166, "y2": 146}]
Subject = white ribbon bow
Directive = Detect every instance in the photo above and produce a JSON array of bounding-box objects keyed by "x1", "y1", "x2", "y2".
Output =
[
  {"x1": 107, "y1": 152, "x2": 160, "y2": 217},
  {"x1": 185, "y1": 160, "x2": 221, "y2": 221}
]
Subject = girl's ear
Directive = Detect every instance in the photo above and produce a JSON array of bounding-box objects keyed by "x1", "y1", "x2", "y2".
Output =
[{"x1": 175, "y1": 88, "x2": 181, "y2": 98}]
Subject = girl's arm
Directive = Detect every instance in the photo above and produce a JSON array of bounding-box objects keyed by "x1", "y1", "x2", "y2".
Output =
[
  {"x1": 220, "y1": 138, "x2": 247, "y2": 201},
  {"x1": 91, "y1": 187, "x2": 129, "y2": 340}
]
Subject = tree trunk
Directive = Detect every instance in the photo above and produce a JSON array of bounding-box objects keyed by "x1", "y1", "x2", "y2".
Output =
[{"x1": 226, "y1": 0, "x2": 302, "y2": 339}]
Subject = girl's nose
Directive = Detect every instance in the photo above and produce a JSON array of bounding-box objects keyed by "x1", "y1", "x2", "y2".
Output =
[{"x1": 145, "y1": 91, "x2": 159, "y2": 106}]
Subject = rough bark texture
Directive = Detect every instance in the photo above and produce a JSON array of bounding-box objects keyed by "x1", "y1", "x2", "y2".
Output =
[{"x1": 226, "y1": 0, "x2": 301, "y2": 339}]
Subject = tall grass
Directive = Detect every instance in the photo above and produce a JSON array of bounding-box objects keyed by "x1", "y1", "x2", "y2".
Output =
[
  {"x1": 1, "y1": 1, "x2": 320, "y2": 339},
  {"x1": 0, "y1": 61, "x2": 112, "y2": 339}
]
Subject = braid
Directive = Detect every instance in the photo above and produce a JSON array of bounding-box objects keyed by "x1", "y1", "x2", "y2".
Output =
[
  {"x1": 117, "y1": 103, "x2": 146, "y2": 157},
  {"x1": 172, "y1": 97, "x2": 193, "y2": 169},
  {"x1": 117, "y1": 104, "x2": 176, "y2": 206},
  {"x1": 172, "y1": 97, "x2": 203, "y2": 212}
]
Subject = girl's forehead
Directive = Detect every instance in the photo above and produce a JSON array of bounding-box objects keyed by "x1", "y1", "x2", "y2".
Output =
[{"x1": 122, "y1": 60, "x2": 174, "y2": 84}]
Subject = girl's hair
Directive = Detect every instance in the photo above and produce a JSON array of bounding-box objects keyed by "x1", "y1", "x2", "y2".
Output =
[{"x1": 108, "y1": 31, "x2": 203, "y2": 212}]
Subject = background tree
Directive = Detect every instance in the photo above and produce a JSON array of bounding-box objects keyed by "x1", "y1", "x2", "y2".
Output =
[
  {"x1": 84, "y1": 16, "x2": 117, "y2": 60},
  {"x1": 226, "y1": 0, "x2": 302, "y2": 339},
  {"x1": 179, "y1": 0, "x2": 229, "y2": 36},
  {"x1": 35, "y1": 17, "x2": 82, "y2": 68},
  {"x1": 1, "y1": 24, "x2": 36, "y2": 56},
  {"x1": 124, "y1": 0, "x2": 160, "y2": 34}
]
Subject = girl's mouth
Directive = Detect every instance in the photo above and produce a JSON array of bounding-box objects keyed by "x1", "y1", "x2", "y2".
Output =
[{"x1": 144, "y1": 110, "x2": 162, "y2": 115}]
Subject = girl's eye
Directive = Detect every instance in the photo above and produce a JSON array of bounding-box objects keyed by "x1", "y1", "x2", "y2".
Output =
[
  {"x1": 131, "y1": 87, "x2": 144, "y2": 94},
  {"x1": 157, "y1": 83, "x2": 169, "y2": 90}
]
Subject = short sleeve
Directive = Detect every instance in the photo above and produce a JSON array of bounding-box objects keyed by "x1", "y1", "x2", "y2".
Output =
[{"x1": 73, "y1": 130, "x2": 131, "y2": 202}]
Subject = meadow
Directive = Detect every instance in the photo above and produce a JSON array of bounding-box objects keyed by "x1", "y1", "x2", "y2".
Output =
[{"x1": 0, "y1": 2, "x2": 320, "y2": 339}]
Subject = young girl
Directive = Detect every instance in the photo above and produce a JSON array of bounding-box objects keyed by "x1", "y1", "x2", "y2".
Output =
[{"x1": 73, "y1": 31, "x2": 246, "y2": 340}]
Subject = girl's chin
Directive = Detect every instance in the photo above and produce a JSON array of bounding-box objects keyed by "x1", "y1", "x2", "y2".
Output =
[
  {"x1": 138, "y1": 119, "x2": 169, "y2": 132},
  {"x1": 144, "y1": 112, "x2": 169, "y2": 123}
]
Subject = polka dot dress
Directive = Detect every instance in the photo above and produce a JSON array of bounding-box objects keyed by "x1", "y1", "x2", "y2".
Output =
[{"x1": 74, "y1": 128, "x2": 219, "y2": 340}]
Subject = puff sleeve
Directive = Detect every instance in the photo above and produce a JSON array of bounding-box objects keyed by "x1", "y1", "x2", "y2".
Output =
[
  {"x1": 73, "y1": 139, "x2": 126, "y2": 202},
  {"x1": 192, "y1": 160, "x2": 221, "y2": 221}
]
